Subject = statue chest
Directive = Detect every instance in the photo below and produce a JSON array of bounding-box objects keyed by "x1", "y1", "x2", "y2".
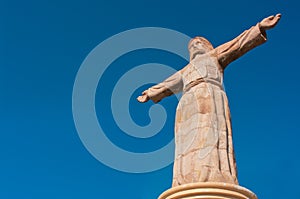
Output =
[{"x1": 181, "y1": 53, "x2": 223, "y2": 87}]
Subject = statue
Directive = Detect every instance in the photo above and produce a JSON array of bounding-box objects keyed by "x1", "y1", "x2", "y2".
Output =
[{"x1": 137, "y1": 14, "x2": 281, "y2": 187}]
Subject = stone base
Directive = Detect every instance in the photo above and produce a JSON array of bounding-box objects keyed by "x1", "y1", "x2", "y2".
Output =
[{"x1": 158, "y1": 182, "x2": 257, "y2": 199}]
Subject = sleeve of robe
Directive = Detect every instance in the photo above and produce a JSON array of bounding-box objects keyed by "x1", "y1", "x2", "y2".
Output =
[
  {"x1": 216, "y1": 23, "x2": 267, "y2": 69},
  {"x1": 145, "y1": 71, "x2": 183, "y2": 103}
]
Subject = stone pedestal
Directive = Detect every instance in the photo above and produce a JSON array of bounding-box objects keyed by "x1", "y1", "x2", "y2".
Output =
[{"x1": 158, "y1": 182, "x2": 257, "y2": 199}]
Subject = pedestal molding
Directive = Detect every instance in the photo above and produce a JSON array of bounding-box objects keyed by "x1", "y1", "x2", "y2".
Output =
[{"x1": 158, "y1": 182, "x2": 257, "y2": 199}]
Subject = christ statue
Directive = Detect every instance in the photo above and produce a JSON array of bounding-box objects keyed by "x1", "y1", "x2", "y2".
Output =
[{"x1": 137, "y1": 14, "x2": 281, "y2": 187}]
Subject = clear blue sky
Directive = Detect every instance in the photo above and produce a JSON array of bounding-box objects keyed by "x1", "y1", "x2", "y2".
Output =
[{"x1": 1, "y1": 0, "x2": 300, "y2": 198}]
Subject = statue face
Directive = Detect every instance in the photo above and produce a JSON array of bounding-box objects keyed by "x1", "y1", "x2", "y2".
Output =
[{"x1": 188, "y1": 37, "x2": 214, "y2": 60}]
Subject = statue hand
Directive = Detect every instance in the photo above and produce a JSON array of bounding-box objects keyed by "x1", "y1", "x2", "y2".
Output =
[
  {"x1": 259, "y1": 13, "x2": 281, "y2": 31},
  {"x1": 137, "y1": 91, "x2": 150, "y2": 103}
]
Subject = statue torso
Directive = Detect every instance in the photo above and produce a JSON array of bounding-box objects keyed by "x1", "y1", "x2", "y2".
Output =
[{"x1": 181, "y1": 50, "x2": 223, "y2": 92}]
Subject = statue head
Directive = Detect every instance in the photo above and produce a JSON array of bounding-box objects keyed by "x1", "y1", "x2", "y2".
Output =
[{"x1": 188, "y1": 37, "x2": 214, "y2": 60}]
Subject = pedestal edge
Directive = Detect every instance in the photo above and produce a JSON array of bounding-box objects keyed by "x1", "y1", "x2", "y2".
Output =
[{"x1": 158, "y1": 182, "x2": 257, "y2": 199}]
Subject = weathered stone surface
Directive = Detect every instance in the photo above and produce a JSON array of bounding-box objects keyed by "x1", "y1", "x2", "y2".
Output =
[{"x1": 137, "y1": 14, "x2": 281, "y2": 188}]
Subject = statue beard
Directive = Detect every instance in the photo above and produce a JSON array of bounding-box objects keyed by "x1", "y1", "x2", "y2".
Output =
[{"x1": 190, "y1": 49, "x2": 208, "y2": 60}]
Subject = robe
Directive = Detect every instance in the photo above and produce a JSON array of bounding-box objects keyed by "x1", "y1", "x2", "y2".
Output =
[{"x1": 145, "y1": 24, "x2": 267, "y2": 186}]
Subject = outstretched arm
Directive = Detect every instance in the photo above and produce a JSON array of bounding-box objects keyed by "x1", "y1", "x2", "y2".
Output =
[
  {"x1": 137, "y1": 71, "x2": 183, "y2": 103},
  {"x1": 216, "y1": 14, "x2": 281, "y2": 69}
]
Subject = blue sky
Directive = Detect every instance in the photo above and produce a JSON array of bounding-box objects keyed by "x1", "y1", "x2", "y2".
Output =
[{"x1": 1, "y1": 0, "x2": 300, "y2": 198}]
